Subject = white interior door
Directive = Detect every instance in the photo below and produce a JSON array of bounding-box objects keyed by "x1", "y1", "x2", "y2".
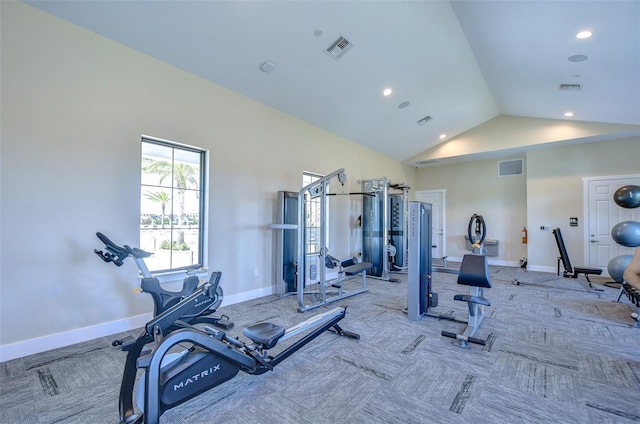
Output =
[
  {"x1": 584, "y1": 175, "x2": 640, "y2": 274},
  {"x1": 415, "y1": 190, "x2": 446, "y2": 260}
]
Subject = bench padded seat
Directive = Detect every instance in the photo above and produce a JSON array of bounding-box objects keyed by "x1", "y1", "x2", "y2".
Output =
[
  {"x1": 343, "y1": 262, "x2": 373, "y2": 276},
  {"x1": 243, "y1": 322, "x2": 286, "y2": 349}
]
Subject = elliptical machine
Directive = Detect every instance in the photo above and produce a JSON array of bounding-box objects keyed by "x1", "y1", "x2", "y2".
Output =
[
  {"x1": 94, "y1": 232, "x2": 233, "y2": 330},
  {"x1": 95, "y1": 232, "x2": 359, "y2": 424},
  {"x1": 95, "y1": 232, "x2": 233, "y2": 423}
]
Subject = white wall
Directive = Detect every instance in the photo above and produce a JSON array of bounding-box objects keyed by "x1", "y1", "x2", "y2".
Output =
[{"x1": 0, "y1": 2, "x2": 414, "y2": 359}]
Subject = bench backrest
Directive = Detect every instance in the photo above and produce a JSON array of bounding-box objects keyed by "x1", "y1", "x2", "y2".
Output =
[
  {"x1": 552, "y1": 228, "x2": 574, "y2": 274},
  {"x1": 457, "y1": 254, "x2": 492, "y2": 288}
]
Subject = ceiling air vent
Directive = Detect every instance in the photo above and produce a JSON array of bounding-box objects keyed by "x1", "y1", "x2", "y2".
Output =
[
  {"x1": 416, "y1": 159, "x2": 439, "y2": 166},
  {"x1": 417, "y1": 115, "x2": 432, "y2": 126},
  {"x1": 325, "y1": 36, "x2": 353, "y2": 60},
  {"x1": 499, "y1": 159, "x2": 524, "y2": 177},
  {"x1": 559, "y1": 83, "x2": 582, "y2": 91}
]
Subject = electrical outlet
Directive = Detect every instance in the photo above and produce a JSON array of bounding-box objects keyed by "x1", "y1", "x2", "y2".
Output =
[{"x1": 254, "y1": 268, "x2": 259, "y2": 277}]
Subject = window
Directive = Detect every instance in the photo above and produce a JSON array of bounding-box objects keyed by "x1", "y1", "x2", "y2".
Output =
[
  {"x1": 303, "y1": 172, "x2": 322, "y2": 255},
  {"x1": 140, "y1": 137, "x2": 206, "y2": 273}
]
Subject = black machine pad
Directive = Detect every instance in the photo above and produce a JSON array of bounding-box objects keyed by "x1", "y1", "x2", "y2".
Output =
[
  {"x1": 456, "y1": 254, "x2": 492, "y2": 288},
  {"x1": 343, "y1": 262, "x2": 373, "y2": 276},
  {"x1": 243, "y1": 323, "x2": 286, "y2": 349}
]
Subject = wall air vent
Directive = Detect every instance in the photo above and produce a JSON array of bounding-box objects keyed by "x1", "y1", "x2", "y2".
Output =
[
  {"x1": 417, "y1": 116, "x2": 432, "y2": 126},
  {"x1": 559, "y1": 83, "x2": 582, "y2": 91},
  {"x1": 325, "y1": 36, "x2": 353, "y2": 60},
  {"x1": 499, "y1": 159, "x2": 524, "y2": 177}
]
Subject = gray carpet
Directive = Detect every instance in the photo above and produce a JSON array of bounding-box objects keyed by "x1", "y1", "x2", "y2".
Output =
[{"x1": 1, "y1": 265, "x2": 639, "y2": 423}]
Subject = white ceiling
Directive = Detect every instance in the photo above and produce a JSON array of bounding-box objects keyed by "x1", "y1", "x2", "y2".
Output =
[{"x1": 25, "y1": 1, "x2": 640, "y2": 162}]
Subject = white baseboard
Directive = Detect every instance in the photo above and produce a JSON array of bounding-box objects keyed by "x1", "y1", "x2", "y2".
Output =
[
  {"x1": 443, "y1": 256, "x2": 521, "y2": 268},
  {"x1": 487, "y1": 259, "x2": 520, "y2": 267},
  {"x1": 221, "y1": 286, "x2": 274, "y2": 306},
  {"x1": 0, "y1": 285, "x2": 276, "y2": 363},
  {"x1": 0, "y1": 312, "x2": 152, "y2": 363},
  {"x1": 526, "y1": 265, "x2": 557, "y2": 273}
]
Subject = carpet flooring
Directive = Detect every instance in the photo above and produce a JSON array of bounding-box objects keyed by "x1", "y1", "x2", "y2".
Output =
[{"x1": 1, "y1": 265, "x2": 639, "y2": 423}]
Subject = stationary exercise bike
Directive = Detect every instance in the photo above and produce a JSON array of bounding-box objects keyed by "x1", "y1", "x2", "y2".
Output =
[
  {"x1": 114, "y1": 273, "x2": 359, "y2": 424},
  {"x1": 94, "y1": 232, "x2": 233, "y2": 330}
]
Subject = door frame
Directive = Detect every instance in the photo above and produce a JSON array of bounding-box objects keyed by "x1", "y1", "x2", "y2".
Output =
[
  {"x1": 414, "y1": 189, "x2": 446, "y2": 259},
  {"x1": 582, "y1": 173, "x2": 640, "y2": 267}
]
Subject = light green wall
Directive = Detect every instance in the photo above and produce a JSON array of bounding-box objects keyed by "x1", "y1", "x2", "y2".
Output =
[
  {"x1": 414, "y1": 137, "x2": 640, "y2": 269},
  {"x1": 526, "y1": 137, "x2": 640, "y2": 268},
  {"x1": 0, "y1": 2, "x2": 412, "y2": 348},
  {"x1": 414, "y1": 155, "x2": 527, "y2": 264}
]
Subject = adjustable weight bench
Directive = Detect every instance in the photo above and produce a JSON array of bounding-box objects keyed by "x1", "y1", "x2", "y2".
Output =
[
  {"x1": 330, "y1": 261, "x2": 373, "y2": 288},
  {"x1": 323, "y1": 255, "x2": 372, "y2": 292},
  {"x1": 552, "y1": 228, "x2": 603, "y2": 291}
]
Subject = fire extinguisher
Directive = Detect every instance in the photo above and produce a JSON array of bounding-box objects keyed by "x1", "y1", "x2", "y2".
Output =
[{"x1": 521, "y1": 226, "x2": 528, "y2": 244}]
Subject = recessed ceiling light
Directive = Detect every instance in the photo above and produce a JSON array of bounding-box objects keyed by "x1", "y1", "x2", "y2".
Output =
[
  {"x1": 398, "y1": 101, "x2": 410, "y2": 109},
  {"x1": 568, "y1": 54, "x2": 588, "y2": 62},
  {"x1": 564, "y1": 112, "x2": 574, "y2": 117},
  {"x1": 383, "y1": 88, "x2": 393, "y2": 96},
  {"x1": 576, "y1": 31, "x2": 592, "y2": 39},
  {"x1": 439, "y1": 134, "x2": 446, "y2": 139}
]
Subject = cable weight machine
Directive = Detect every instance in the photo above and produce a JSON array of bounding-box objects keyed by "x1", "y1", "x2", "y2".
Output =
[{"x1": 360, "y1": 177, "x2": 410, "y2": 282}]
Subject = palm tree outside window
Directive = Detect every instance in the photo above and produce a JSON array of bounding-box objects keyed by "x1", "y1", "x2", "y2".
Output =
[{"x1": 140, "y1": 138, "x2": 206, "y2": 272}]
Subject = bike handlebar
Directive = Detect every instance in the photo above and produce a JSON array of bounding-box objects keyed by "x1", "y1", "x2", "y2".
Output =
[{"x1": 94, "y1": 232, "x2": 152, "y2": 267}]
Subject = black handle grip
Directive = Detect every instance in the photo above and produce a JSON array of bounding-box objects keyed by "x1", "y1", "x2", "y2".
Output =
[
  {"x1": 94, "y1": 249, "x2": 123, "y2": 266},
  {"x1": 468, "y1": 336, "x2": 487, "y2": 346},
  {"x1": 441, "y1": 331, "x2": 486, "y2": 346},
  {"x1": 441, "y1": 331, "x2": 457, "y2": 339},
  {"x1": 95, "y1": 232, "x2": 129, "y2": 266}
]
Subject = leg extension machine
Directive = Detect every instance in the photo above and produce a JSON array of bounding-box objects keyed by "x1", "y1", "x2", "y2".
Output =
[{"x1": 441, "y1": 254, "x2": 492, "y2": 347}]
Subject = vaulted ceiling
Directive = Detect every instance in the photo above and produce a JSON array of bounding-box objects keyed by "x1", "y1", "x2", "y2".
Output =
[{"x1": 25, "y1": 1, "x2": 640, "y2": 164}]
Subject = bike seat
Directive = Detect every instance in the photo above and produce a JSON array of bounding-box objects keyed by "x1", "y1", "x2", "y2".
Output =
[
  {"x1": 243, "y1": 322, "x2": 285, "y2": 349},
  {"x1": 124, "y1": 245, "x2": 153, "y2": 258}
]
